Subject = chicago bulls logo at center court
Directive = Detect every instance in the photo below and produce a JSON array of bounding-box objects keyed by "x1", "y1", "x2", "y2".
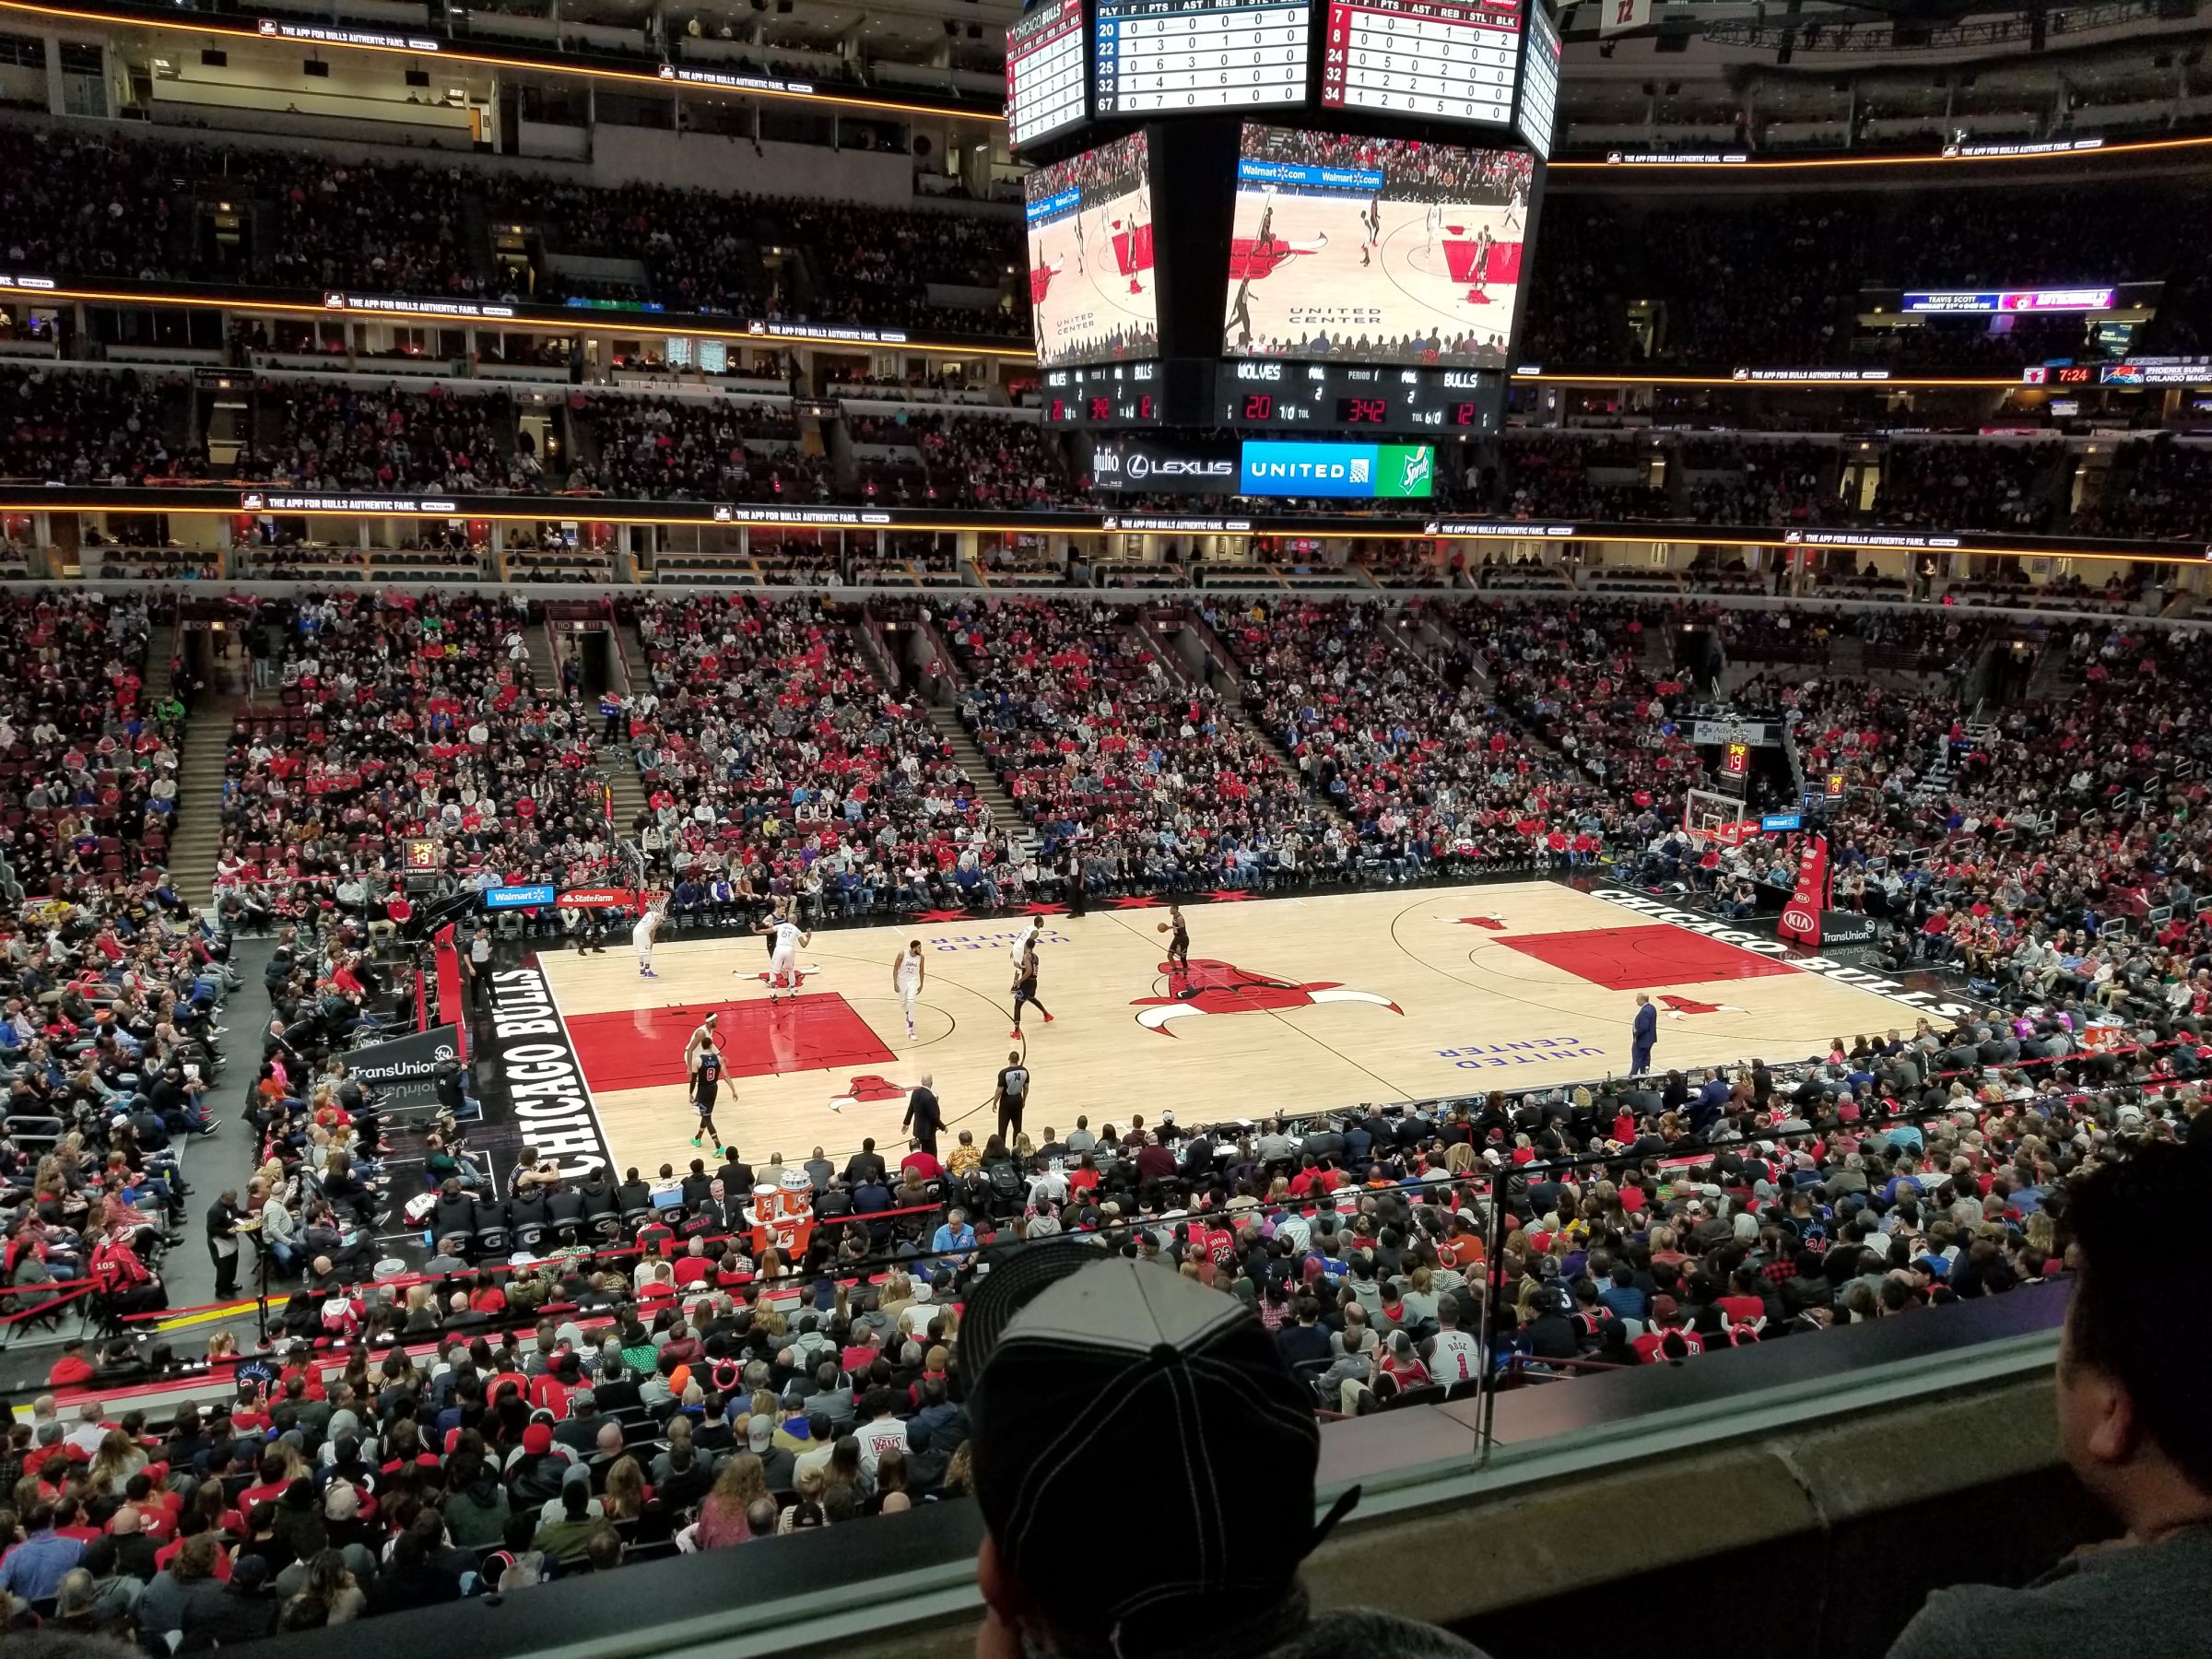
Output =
[
  {"x1": 1130, "y1": 958, "x2": 1402, "y2": 1036},
  {"x1": 829, "y1": 1075, "x2": 908, "y2": 1113},
  {"x1": 1658, "y1": 994, "x2": 1747, "y2": 1019}
]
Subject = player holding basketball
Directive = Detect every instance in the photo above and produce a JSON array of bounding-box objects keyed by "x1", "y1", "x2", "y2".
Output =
[
  {"x1": 1127, "y1": 185, "x2": 1151, "y2": 295},
  {"x1": 1161, "y1": 903, "x2": 1191, "y2": 975},
  {"x1": 891, "y1": 938, "x2": 926, "y2": 1041},
  {"x1": 684, "y1": 1011, "x2": 725, "y2": 1148},
  {"x1": 633, "y1": 900, "x2": 665, "y2": 978}
]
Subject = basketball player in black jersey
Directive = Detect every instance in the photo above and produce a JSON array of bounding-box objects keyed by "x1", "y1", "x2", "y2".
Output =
[
  {"x1": 686, "y1": 1011, "x2": 726, "y2": 1149},
  {"x1": 1165, "y1": 903, "x2": 1191, "y2": 975}
]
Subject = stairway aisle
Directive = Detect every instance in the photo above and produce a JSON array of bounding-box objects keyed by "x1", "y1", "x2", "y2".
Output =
[
  {"x1": 168, "y1": 701, "x2": 236, "y2": 911},
  {"x1": 926, "y1": 706, "x2": 1036, "y2": 854},
  {"x1": 1230, "y1": 699, "x2": 1355, "y2": 830},
  {"x1": 527, "y1": 620, "x2": 560, "y2": 692},
  {"x1": 144, "y1": 621, "x2": 177, "y2": 700},
  {"x1": 617, "y1": 617, "x2": 651, "y2": 693},
  {"x1": 596, "y1": 737, "x2": 649, "y2": 842}
]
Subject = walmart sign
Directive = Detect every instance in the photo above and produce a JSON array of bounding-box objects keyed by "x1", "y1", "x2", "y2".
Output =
[{"x1": 1239, "y1": 441, "x2": 1434, "y2": 499}]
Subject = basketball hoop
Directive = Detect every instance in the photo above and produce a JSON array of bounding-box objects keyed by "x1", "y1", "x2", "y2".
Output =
[{"x1": 1684, "y1": 786, "x2": 1757, "y2": 853}]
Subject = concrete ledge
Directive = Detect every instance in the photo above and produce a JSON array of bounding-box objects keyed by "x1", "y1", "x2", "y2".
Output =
[{"x1": 763, "y1": 1371, "x2": 2092, "y2": 1659}]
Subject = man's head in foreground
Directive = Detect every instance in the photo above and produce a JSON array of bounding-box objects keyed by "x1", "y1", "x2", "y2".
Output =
[
  {"x1": 964, "y1": 1247, "x2": 1486, "y2": 1659},
  {"x1": 2055, "y1": 1136, "x2": 2212, "y2": 1528}
]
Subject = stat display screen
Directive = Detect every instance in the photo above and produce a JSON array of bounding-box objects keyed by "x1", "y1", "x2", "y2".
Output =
[
  {"x1": 1093, "y1": 0, "x2": 1312, "y2": 114},
  {"x1": 1322, "y1": 0, "x2": 1523, "y2": 126},
  {"x1": 1006, "y1": 0, "x2": 1088, "y2": 150},
  {"x1": 1516, "y1": 3, "x2": 1559, "y2": 159},
  {"x1": 1217, "y1": 359, "x2": 1502, "y2": 432},
  {"x1": 1041, "y1": 361, "x2": 1164, "y2": 425}
]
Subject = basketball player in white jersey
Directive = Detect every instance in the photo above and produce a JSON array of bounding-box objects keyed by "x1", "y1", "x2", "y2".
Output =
[
  {"x1": 1427, "y1": 1300, "x2": 1481, "y2": 1385},
  {"x1": 683, "y1": 1010, "x2": 726, "y2": 1148},
  {"x1": 1424, "y1": 199, "x2": 1444, "y2": 258},
  {"x1": 890, "y1": 938, "x2": 926, "y2": 1041},
  {"x1": 632, "y1": 900, "x2": 665, "y2": 978},
  {"x1": 756, "y1": 914, "x2": 812, "y2": 1002},
  {"x1": 1007, "y1": 914, "x2": 1047, "y2": 979}
]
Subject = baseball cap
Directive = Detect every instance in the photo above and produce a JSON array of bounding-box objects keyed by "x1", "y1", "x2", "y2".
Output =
[
  {"x1": 965, "y1": 1250, "x2": 1356, "y2": 1656},
  {"x1": 522, "y1": 1421, "x2": 554, "y2": 1454},
  {"x1": 747, "y1": 1415, "x2": 775, "y2": 1453}
]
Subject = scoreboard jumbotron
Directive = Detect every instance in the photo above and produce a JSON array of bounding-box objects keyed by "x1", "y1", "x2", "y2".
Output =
[{"x1": 1007, "y1": 0, "x2": 1556, "y2": 445}]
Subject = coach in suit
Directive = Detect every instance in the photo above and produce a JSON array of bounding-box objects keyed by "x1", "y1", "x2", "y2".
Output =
[
  {"x1": 903, "y1": 1076, "x2": 943, "y2": 1156},
  {"x1": 1630, "y1": 994, "x2": 1658, "y2": 1076}
]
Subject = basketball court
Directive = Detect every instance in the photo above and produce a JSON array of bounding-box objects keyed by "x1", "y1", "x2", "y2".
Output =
[
  {"x1": 1221, "y1": 189, "x2": 1524, "y2": 361},
  {"x1": 531, "y1": 881, "x2": 1975, "y2": 1175},
  {"x1": 1028, "y1": 195, "x2": 1158, "y2": 365}
]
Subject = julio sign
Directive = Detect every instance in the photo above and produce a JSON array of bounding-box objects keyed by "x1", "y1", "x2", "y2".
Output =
[{"x1": 1090, "y1": 435, "x2": 1241, "y2": 495}]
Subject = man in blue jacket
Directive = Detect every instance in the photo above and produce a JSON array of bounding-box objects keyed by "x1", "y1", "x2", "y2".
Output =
[{"x1": 1630, "y1": 992, "x2": 1658, "y2": 1075}]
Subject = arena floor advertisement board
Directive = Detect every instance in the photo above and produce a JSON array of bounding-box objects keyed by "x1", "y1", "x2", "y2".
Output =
[{"x1": 343, "y1": 1023, "x2": 458, "y2": 1109}]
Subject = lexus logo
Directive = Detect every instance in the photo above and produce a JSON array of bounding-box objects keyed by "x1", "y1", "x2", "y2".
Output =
[{"x1": 1125, "y1": 452, "x2": 1233, "y2": 480}]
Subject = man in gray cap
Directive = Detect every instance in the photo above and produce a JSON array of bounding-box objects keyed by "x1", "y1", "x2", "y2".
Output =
[
  {"x1": 963, "y1": 1246, "x2": 1492, "y2": 1659},
  {"x1": 750, "y1": 1413, "x2": 795, "y2": 1488}
]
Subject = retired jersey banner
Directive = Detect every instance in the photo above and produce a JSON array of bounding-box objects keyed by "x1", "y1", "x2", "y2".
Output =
[{"x1": 1777, "y1": 835, "x2": 1830, "y2": 947}]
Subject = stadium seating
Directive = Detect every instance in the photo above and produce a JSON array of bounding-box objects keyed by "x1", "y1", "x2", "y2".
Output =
[
  {"x1": 943, "y1": 598, "x2": 1314, "y2": 885},
  {"x1": 1, "y1": 128, "x2": 1025, "y2": 336},
  {"x1": 212, "y1": 593, "x2": 613, "y2": 929},
  {"x1": 623, "y1": 594, "x2": 1020, "y2": 918}
]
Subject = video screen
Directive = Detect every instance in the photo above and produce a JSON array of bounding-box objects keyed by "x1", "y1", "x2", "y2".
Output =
[
  {"x1": 1221, "y1": 124, "x2": 1534, "y2": 368},
  {"x1": 1024, "y1": 131, "x2": 1162, "y2": 369}
]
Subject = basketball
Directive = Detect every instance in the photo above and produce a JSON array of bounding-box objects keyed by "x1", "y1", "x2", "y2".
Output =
[{"x1": 1158, "y1": 922, "x2": 1170, "y2": 933}]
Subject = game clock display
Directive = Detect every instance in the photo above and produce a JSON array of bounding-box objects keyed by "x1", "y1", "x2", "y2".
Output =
[
  {"x1": 1218, "y1": 360, "x2": 1502, "y2": 432},
  {"x1": 1042, "y1": 361, "x2": 1164, "y2": 425}
]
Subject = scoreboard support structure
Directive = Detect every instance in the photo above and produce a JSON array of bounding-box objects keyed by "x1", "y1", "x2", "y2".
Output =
[{"x1": 1006, "y1": 0, "x2": 1557, "y2": 447}]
